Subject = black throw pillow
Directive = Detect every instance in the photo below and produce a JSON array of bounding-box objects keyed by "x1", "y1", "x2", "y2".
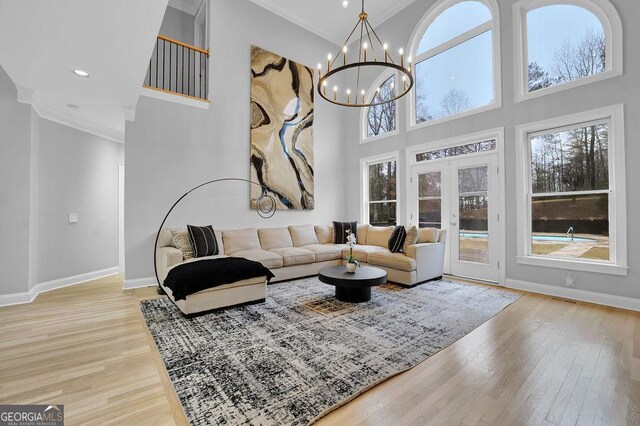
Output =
[
  {"x1": 388, "y1": 226, "x2": 407, "y2": 253},
  {"x1": 187, "y1": 225, "x2": 219, "y2": 258},
  {"x1": 333, "y1": 221, "x2": 358, "y2": 244}
]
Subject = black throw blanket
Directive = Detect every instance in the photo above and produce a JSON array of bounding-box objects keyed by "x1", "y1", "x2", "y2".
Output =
[{"x1": 163, "y1": 257, "x2": 275, "y2": 301}]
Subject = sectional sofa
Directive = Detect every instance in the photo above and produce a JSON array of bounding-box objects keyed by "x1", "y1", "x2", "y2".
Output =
[{"x1": 156, "y1": 224, "x2": 446, "y2": 315}]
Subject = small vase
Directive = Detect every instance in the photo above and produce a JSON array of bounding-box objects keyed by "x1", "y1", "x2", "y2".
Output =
[{"x1": 346, "y1": 262, "x2": 357, "y2": 273}]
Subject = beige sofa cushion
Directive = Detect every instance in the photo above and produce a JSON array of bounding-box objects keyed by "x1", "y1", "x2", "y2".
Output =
[
  {"x1": 367, "y1": 250, "x2": 417, "y2": 272},
  {"x1": 223, "y1": 228, "x2": 260, "y2": 254},
  {"x1": 417, "y1": 227, "x2": 439, "y2": 243},
  {"x1": 170, "y1": 229, "x2": 194, "y2": 260},
  {"x1": 288, "y1": 225, "x2": 319, "y2": 247},
  {"x1": 301, "y1": 244, "x2": 342, "y2": 262},
  {"x1": 341, "y1": 245, "x2": 387, "y2": 262},
  {"x1": 258, "y1": 227, "x2": 293, "y2": 250},
  {"x1": 315, "y1": 225, "x2": 333, "y2": 244},
  {"x1": 367, "y1": 226, "x2": 395, "y2": 248},
  {"x1": 231, "y1": 249, "x2": 283, "y2": 268},
  {"x1": 269, "y1": 247, "x2": 315, "y2": 266},
  {"x1": 357, "y1": 224, "x2": 368, "y2": 245}
]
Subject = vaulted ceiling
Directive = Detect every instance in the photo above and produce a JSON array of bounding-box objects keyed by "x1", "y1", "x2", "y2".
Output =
[{"x1": 249, "y1": 0, "x2": 418, "y2": 45}]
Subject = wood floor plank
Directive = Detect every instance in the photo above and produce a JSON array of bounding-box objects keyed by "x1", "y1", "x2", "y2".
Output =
[{"x1": 1, "y1": 275, "x2": 638, "y2": 425}]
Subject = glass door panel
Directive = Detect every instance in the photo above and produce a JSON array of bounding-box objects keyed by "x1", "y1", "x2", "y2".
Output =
[
  {"x1": 457, "y1": 166, "x2": 489, "y2": 264},
  {"x1": 418, "y1": 171, "x2": 442, "y2": 229}
]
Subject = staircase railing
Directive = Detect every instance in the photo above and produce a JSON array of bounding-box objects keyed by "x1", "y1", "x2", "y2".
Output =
[{"x1": 144, "y1": 35, "x2": 209, "y2": 101}]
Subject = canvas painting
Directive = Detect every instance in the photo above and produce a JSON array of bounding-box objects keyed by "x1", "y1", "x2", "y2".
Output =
[{"x1": 250, "y1": 45, "x2": 314, "y2": 210}]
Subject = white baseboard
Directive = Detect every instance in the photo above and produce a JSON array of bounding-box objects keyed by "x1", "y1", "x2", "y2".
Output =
[
  {"x1": 506, "y1": 279, "x2": 640, "y2": 312},
  {"x1": 0, "y1": 267, "x2": 119, "y2": 307},
  {"x1": 123, "y1": 276, "x2": 157, "y2": 290}
]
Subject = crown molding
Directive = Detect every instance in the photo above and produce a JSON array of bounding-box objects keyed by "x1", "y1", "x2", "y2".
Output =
[{"x1": 249, "y1": 0, "x2": 417, "y2": 46}]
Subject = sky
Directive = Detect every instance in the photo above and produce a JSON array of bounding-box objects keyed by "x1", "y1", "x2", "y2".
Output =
[{"x1": 413, "y1": 1, "x2": 604, "y2": 121}]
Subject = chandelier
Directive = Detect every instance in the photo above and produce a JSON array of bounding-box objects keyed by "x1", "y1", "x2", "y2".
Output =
[{"x1": 317, "y1": 0, "x2": 414, "y2": 108}]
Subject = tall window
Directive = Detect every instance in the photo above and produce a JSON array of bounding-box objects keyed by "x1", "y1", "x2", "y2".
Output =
[
  {"x1": 514, "y1": 0, "x2": 622, "y2": 101},
  {"x1": 411, "y1": 0, "x2": 498, "y2": 124},
  {"x1": 516, "y1": 105, "x2": 627, "y2": 275},
  {"x1": 366, "y1": 75, "x2": 396, "y2": 139},
  {"x1": 362, "y1": 156, "x2": 398, "y2": 226}
]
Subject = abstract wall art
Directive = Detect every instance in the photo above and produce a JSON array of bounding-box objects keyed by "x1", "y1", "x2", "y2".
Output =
[{"x1": 250, "y1": 45, "x2": 314, "y2": 210}]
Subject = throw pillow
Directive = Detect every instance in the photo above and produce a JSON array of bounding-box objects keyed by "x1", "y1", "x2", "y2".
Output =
[
  {"x1": 417, "y1": 227, "x2": 439, "y2": 243},
  {"x1": 170, "y1": 229, "x2": 194, "y2": 260},
  {"x1": 388, "y1": 226, "x2": 407, "y2": 253},
  {"x1": 187, "y1": 224, "x2": 219, "y2": 258},
  {"x1": 403, "y1": 225, "x2": 418, "y2": 254},
  {"x1": 333, "y1": 221, "x2": 357, "y2": 244}
]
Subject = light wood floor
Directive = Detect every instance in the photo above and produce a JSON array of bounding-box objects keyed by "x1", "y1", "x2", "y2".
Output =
[{"x1": 0, "y1": 275, "x2": 638, "y2": 425}]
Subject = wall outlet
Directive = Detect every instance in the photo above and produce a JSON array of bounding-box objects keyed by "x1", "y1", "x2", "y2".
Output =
[
  {"x1": 565, "y1": 272, "x2": 576, "y2": 288},
  {"x1": 68, "y1": 213, "x2": 78, "y2": 224}
]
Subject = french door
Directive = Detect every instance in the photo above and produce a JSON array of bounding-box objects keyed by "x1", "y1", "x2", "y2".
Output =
[{"x1": 410, "y1": 154, "x2": 500, "y2": 282}]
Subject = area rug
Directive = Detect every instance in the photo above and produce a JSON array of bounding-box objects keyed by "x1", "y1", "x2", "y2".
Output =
[{"x1": 140, "y1": 278, "x2": 520, "y2": 425}]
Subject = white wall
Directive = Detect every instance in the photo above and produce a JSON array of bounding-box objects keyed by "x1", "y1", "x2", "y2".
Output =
[
  {"x1": 0, "y1": 65, "x2": 124, "y2": 297},
  {"x1": 343, "y1": 0, "x2": 640, "y2": 299},
  {"x1": 0, "y1": 65, "x2": 32, "y2": 295},
  {"x1": 160, "y1": 6, "x2": 195, "y2": 45},
  {"x1": 124, "y1": 0, "x2": 347, "y2": 281},
  {"x1": 35, "y1": 117, "x2": 123, "y2": 283}
]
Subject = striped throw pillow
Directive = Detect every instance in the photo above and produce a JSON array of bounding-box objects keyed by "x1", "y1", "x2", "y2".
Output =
[
  {"x1": 333, "y1": 221, "x2": 358, "y2": 244},
  {"x1": 388, "y1": 226, "x2": 407, "y2": 253},
  {"x1": 187, "y1": 225, "x2": 219, "y2": 258}
]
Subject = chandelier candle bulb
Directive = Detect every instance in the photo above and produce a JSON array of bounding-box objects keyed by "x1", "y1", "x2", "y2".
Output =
[
  {"x1": 333, "y1": 85, "x2": 338, "y2": 101},
  {"x1": 383, "y1": 43, "x2": 388, "y2": 62},
  {"x1": 363, "y1": 42, "x2": 368, "y2": 61},
  {"x1": 361, "y1": 89, "x2": 365, "y2": 103},
  {"x1": 343, "y1": 46, "x2": 347, "y2": 65},
  {"x1": 346, "y1": 89, "x2": 351, "y2": 104},
  {"x1": 327, "y1": 54, "x2": 332, "y2": 71},
  {"x1": 323, "y1": 81, "x2": 327, "y2": 95},
  {"x1": 317, "y1": 63, "x2": 322, "y2": 78},
  {"x1": 399, "y1": 48, "x2": 404, "y2": 68}
]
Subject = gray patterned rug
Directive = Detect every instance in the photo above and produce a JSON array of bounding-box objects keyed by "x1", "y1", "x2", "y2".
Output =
[{"x1": 140, "y1": 277, "x2": 520, "y2": 425}]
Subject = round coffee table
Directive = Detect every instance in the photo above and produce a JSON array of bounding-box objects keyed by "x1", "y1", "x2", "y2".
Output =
[{"x1": 318, "y1": 265, "x2": 387, "y2": 303}]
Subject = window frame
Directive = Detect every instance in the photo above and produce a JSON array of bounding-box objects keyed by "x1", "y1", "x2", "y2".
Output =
[
  {"x1": 360, "y1": 72, "x2": 400, "y2": 143},
  {"x1": 406, "y1": 0, "x2": 502, "y2": 131},
  {"x1": 515, "y1": 104, "x2": 627, "y2": 276},
  {"x1": 360, "y1": 151, "x2": 401, "y2": 226},
  {"x1": 513, "y1": 0, "x2": 623, "y2": 103}
]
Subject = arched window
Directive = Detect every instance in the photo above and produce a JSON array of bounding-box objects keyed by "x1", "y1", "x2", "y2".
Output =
[
  {"x1": 363, "y1": 74, "x2": 397, "y2": 141},
  {"x1": 514, "y1": 0, "x2": 622, "y2": 101},
  {"x1": 408, "y1": 0, "x2": 501, "y2": 126}
]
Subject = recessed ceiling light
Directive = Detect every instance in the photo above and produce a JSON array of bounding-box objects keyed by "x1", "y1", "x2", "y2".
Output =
[
  {"x1": 72, "y1": 69, "x2": 90, "y2": 78},
  {"x1": 67, "y1": 104, "x2": 80, "y2": 109},
  {"x1": 342, "y1": 1, "x2": 349, "y2": 8}
]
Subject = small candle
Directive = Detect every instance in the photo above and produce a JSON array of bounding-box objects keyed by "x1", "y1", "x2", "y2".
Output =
[
  {"x1": 323, "y1": 81, "x2": 327, "y2": 96},
  {"x1": 343, "y1": 46, "x2": 348, "y2": 65},
  {"x1": 399, "y1": 48, "x2": 404, "y2": 68},
  {"x1": 317, "y1": 63, "x2": 322, "y2": 78},
  {"x1": 327, "y1": 54, "x2": 332, "y2": 71},
  {"x1": 346, "y1": 89, "x2": 351, "y2": 104},
  {"x1": 333, "y1": 86, "x2": 338, "y2": 101},
  {"x1": 361, "y1": 89, "x2": 365, "y2": 104},
  {"x1": 383, "y1": 43, "x2": 388, "y2": 62},
  {"x1": 402, "y1": 75, "x2": 407, "y2": 90},
  {"x1": 363, "y1": 42, "x2": 368, "y2": 62}
]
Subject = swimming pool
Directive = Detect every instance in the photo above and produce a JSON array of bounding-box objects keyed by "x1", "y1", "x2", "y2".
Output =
[{"x1": 458, "y1": 232, "x2": 596, "y2": 243}]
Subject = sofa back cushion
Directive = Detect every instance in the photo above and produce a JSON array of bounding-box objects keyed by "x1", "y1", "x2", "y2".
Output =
[
  {"x1": 157, "y1": 229, "x2": 176, "y2": 248},
  {"x1": 315, "y1": 225, "x2": 333, "y2": 244},
  {"x1": 223, "y1": 228, "x2": 260, "y2": 254},
  {"x1": 258, "y1": 227, "x2": 293, "y2": 250},
  {"x1": 357, "y1": 224, "x2": 369, "y2": 245},
  {"x1": 367, "y1": 226, "x2": 395, "y2": 247},
  {"x1": 417, "y1": 227, "x2": 439, "y2": 243},
  {"x1": 288, "y1": 225, "x2": 319, "y2": 247}
]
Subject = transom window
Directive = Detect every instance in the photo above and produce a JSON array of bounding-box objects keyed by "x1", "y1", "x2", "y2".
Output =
[
  {"x1": 416, "y1": 139, "x2": 496, "y2": 162},
  {"x1": 411, "y1": 0, "x2": 498, "y2": 125},
  {"x1": 362, "y1": 155, "x2": 398, "y2": 226},
  {"x1": 366, "y1": 75, "x2": 397, "y2": 139}
]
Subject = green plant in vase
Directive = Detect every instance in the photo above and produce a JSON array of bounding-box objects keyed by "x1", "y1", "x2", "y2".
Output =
[{"x1": 345, "y1": 229, "x2": 359, "y2": 273}]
